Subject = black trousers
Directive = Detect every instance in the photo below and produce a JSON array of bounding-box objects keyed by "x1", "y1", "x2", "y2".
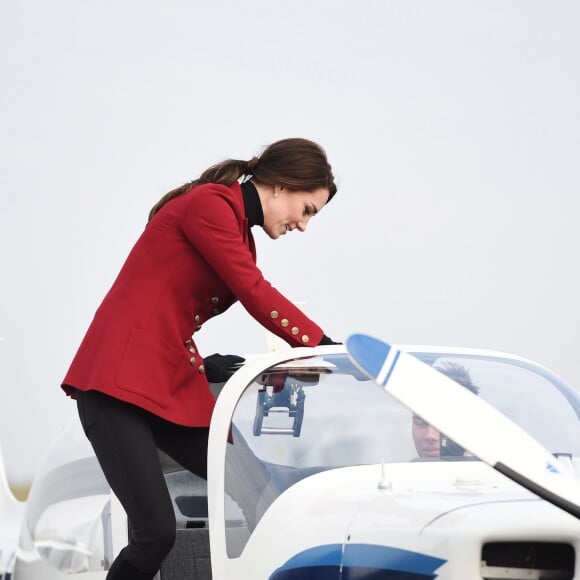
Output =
[{"x1": 76, "y1": 389, "x2": 209, "y2": 579}]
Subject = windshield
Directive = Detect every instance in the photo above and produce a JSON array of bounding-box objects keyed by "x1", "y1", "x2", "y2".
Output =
[{"x1": 224, "y1": 351, "x2": 580, "y2": 557}]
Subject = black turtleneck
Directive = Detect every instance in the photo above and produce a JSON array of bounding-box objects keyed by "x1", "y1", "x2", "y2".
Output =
[{"x1": 241, "y1": 180, "x2": 264, "y2": 227}]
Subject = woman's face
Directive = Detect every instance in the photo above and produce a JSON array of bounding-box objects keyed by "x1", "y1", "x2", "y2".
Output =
[{"x1": 262, "y1": 187, "x2": 330, "y2": 240}]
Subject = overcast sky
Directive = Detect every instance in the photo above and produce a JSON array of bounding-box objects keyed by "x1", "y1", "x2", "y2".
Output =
[{"x1": 1, "y1": 1, "x2": 579, "y2": 485}]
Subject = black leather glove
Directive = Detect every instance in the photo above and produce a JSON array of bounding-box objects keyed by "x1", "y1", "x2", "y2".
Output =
[
  {"x1": 204, "y1": 353, "x2": 245, "y2": 383},
  {"x1": 318, "y1": 334, "x2": 342, "y2": 345}
]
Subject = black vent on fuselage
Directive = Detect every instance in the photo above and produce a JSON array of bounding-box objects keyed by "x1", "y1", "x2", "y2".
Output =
[{"x1": 481, "y1": 542, "x2": 574, "y2": 579}]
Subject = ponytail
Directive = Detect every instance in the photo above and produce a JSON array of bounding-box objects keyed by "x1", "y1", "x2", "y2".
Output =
[
  {"x1": 148, "y1": 159, "x2": 253, "y2": 222},
  {"x1": 148, "y1": 138, "x2": 336, "y2": 222}
]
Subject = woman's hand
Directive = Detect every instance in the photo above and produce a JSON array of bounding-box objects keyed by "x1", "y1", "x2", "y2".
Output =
[{"x1": 204, "y1": 353, "x2": 245, "y2": 383}]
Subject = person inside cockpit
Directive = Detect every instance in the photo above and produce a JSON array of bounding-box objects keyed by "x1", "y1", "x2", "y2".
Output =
[{"x1": 411, "y1": 362, "x2": 479, "y2": 458}]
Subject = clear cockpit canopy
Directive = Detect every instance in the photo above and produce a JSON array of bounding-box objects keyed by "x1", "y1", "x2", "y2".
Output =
[{"x1": 224, "y1": 350, "x2": 580, "y2": 557}]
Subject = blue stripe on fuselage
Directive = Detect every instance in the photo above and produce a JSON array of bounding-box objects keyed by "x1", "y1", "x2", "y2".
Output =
[{"x1": 269, "y1": 544, "x2": 446, "y2": 579}]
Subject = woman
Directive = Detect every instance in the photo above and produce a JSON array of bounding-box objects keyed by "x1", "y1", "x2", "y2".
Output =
[{"x1": 61, "y1": 137, "x2": 339, "y2": 579}]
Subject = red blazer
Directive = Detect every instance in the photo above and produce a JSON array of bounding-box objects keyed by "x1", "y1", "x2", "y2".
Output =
[{"x1": 62, "y1": 182, "x2": 324, "y2": 426}]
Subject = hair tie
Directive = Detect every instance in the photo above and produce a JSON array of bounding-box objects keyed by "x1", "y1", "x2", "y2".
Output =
[{"x1": 247, "y1": 157, "x2": 259, "y2": 173}]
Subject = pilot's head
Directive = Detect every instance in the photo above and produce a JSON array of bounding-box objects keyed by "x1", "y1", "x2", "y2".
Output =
[
  {"x1": 411, "y1": 414, "x2": 441, "y2": 458},
  {"x1": 412, "y1": 362, "x2": 479, "y2": 458}
]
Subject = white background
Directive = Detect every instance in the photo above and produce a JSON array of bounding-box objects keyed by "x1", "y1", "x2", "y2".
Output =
[{"x1": 1, "y1": 1, "x2": 579, "y2": 485}]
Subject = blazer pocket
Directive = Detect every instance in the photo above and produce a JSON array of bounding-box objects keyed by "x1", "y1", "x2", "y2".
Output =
[{"x1": 115, "y1": 327, "x2": 183, "y2": 409}]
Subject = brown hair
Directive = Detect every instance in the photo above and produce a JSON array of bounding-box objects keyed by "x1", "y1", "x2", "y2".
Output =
[{"x1": 148, "y1": 138, "x2": 337, "y2": 222}]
